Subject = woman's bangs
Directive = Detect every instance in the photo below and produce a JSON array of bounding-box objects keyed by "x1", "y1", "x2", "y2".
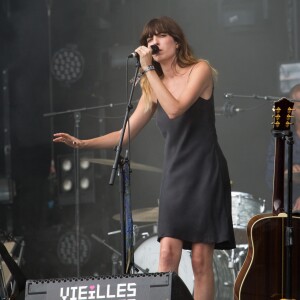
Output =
[{"x1": 141, "y1": 20, "x2": 171, "y2": 44}]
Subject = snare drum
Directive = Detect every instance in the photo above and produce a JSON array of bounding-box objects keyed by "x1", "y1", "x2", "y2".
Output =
[
  {"x1": 134, "y1": 235, "x2": 235, "y2": 299},
  {"x1": 231, "y1": 192, "x2": 265, "y2": 244}
]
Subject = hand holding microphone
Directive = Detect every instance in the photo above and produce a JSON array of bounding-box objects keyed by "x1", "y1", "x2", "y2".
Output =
[{"x1": 128, "y1": 44, "x2": 159, "y2": 59}]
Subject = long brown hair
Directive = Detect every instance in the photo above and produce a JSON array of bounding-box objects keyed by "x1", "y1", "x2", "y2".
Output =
[{"x1": 138, "y1": 16, "x2": 217, "y2": 111}]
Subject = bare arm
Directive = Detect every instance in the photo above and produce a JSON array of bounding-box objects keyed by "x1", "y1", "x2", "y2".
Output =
[
  {"x1": 53, "y1": 96, "x2": 156, "y2": 149},
  {"x1": 146, "y1": 61, "x2": 212, "y2": 119},
  {"x1": 136, "y1": 46, "x2": 213, "y2": 119}
]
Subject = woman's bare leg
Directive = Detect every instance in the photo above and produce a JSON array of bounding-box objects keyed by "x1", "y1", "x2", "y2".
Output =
[
  {"x1": 158, "y1": 237, "x2": 183, "y2": 273},
  {"x1": 191, "y1": 243, "x2": 214, "y2": 300}
]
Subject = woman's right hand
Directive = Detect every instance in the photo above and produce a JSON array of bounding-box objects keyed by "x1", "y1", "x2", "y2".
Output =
[{"x1": 53, "y1": 132, "x2": 83, "y2": 149}]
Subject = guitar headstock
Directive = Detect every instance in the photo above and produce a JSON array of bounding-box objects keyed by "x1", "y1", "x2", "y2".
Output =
[
  {"x1": 272, "y1": 98, "x2": 295, "y2": 215},
  {"x1": 272, "y1": 97, "x2": 295, "y2": 131}
]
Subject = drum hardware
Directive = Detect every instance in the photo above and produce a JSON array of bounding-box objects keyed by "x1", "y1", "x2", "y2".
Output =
[
  {"x1": 133, "y1": 225, "x2": 139, "y2": 246},
  {"x1": 227, "y1": 246, "x2": 247, "y2": 273},
  {"x1": 231, "y1": 191, "x2": 266, "y2": 245},
  {"x1": 108, "y1": 223, "x2": 156, "y2": 245},
  {"x1": 228, "y1": 250, "x2": 235, "y2": 270},
  {"x1": 230, "y1": 244, "x2": 248, "y2": 274},
  {"x1": 91, "y1": 234, "x2": 121, "y2": 257},
  {"x1": 91, "y1": 233, "x2": 150, "y2": 275},
  {"x1": 91, "y1": 233, "x2": 125, "y2": 275},
  {"x1": 140, "y1": 232, "x2": 150, "y2": 240},
  {"x1": 235, "y1": 250, "x2": 246, "y2": 272},
  {"x1": 111, "y1": 253, "x2": 121, "y2": 276},
  {"x1": 213, "y1": 250, "x2": 236, "y2": 300}
]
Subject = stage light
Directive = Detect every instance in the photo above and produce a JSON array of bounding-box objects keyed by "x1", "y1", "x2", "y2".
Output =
[
  {"x1": 51, "y1": 45, "x2": 84, "y2": 85},
  {"x1": 61, "y1": 158, "x2": 72, "y2": 172},
  {"x1": 57, "y1": 152, "x2": 95, "y2": 205},
  {"x1": 57, "y1": 231, "x2": 91, "y2": 266},
  {"x1": 62, "y1": 178, "x2": 73, "y2": 192},
  {"x1": 80, "y1": 158, "x2": 90, "y2": 170},
  {"x1": 80, "y1": 177, "x2": 90, "y2": 190}
]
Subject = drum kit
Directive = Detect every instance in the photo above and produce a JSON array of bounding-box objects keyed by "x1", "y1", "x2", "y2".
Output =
[{"x1": 90, "y1": 158, "x2": 266, "y2": 299}]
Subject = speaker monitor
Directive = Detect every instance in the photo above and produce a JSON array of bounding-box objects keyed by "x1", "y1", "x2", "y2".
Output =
[{"x1": 25, "y1": 272, "x2": 193, "y2": 300}]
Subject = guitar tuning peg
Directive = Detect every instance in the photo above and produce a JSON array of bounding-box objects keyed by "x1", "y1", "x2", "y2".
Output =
[
  {"x1": 271, "y1": 121, "x2": 280, "y2": 127},
  {"x1": 287, "y1": 107, "x2": 296, "y2": 112},
  {"x1": 272, "y1": 114, "x2": 281, "y2": 119}
]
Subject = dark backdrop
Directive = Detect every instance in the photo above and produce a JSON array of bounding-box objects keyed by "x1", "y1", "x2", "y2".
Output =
[{"x1": 0, "y1": 0, "x2": 299, "y2": 279}]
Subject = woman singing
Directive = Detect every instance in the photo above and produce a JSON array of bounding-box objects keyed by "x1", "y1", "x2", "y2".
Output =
[{"x1": 53, "y1": 16, "x2": 235, "y2": 299}]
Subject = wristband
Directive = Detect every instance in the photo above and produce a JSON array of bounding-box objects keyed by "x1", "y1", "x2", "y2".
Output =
[{"x1": 142, "y1": 65, "x2": 155, "y2": 75}]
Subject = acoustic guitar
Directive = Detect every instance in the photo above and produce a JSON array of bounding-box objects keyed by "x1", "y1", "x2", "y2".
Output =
[{"x1": 234, "y1": 98, "x2": 300, "y2": 299}]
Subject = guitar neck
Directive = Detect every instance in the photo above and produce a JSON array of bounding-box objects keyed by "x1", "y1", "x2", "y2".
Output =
[
  {"x1": 272, "y1": 135, "x2": 285, "y2": 214},
  {"x1": 271, "y1": 97, "x2": 295, "y2": 215}
]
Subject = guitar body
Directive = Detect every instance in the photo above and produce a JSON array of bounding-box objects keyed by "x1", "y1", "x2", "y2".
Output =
[{"x1": 234, "y1": 213, "x2": 300, "y2": 299}]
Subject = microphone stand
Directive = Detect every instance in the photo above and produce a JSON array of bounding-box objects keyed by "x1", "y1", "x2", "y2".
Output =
[
  {"x1": 109, "y1": 58, "x2": 141, "y2": 274},
  {"x1": 284, "y1": 131, "x2": 294, "y2": 299},
  {"x1": 224, "y1": 92, "x2": 300, "y2": 102}
]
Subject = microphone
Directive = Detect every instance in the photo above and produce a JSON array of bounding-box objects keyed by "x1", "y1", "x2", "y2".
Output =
[
  {"x1": 128, "y1": 44, "x2": 159, "y2": 58},
  {"x1": 215, "y1": 102, "x2": 242, "y2": 117}
]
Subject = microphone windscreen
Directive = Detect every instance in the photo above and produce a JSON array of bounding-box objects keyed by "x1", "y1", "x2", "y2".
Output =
[{"x1": 150, "y1": 44, "x2": 159, "y2": 54}]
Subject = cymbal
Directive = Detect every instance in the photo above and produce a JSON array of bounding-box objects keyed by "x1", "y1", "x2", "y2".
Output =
[
  {"x1": 86, "y1": 158, "x2": 162, "y2": 173},
  {"x1": 113, "y1": 207, "x2": 159, "y2": 223}
]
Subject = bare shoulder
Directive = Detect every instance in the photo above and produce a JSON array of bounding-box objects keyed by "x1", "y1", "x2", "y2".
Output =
[
  {"x1": 190, "y1": 60, "x2": 213, "y2": 77},
  {"x1": 187, "y1": 60, "x2": 214, "y2": 87},
  {"x1": 188, "y1": 60, "x2": 214, "y2": 100}
]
